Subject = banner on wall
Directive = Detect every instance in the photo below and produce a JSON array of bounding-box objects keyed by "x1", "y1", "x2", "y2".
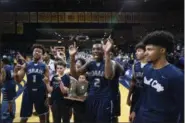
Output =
[
  {"x1": 38, "y1": 12, "x2": 51, "y2": 23},
  {"x1": 29, "y1": 12, "x2": 37, "y2": 23},
  {"x1": 85, "y1": 12, "x2": 91, "y2": 23},
  {"x1": 111, "y1": 12, "x2": 118, "y2": 23},
  {"x1": 104, "y1": 12, "x2": 112, "y2": 23},
  {"x1": 59, "y1": 12, "x2": 65, "y2": 23},
  {"x1": 98, "y1": 12, "x2": 105, "y2": 23},
  {"x1": 125, "y1": 12, "x2": 132, "y2": 23},
  {"x1": 91, "y1": 12, "x2": 99, "y2": 23},
  {"x1": 78, "y1": 12, "x2": 85, "y2": 23},
  {"x1": 65, "y1": 12, "x2": 78, "y2": 23},
  {"x1": 3, "y1": 12, "x2": 161, "y2": 24},
  {"x1": 51, "y1": 12, "x2": 58, "y2": 23}
]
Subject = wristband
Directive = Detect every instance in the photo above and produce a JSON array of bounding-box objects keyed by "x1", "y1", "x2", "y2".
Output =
[{"x1": 48, "y1": 93, "x2": 51, "y2": 97}]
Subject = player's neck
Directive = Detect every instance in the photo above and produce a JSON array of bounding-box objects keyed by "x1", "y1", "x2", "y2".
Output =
[
  {"x1": 33, "y1": 59, "x2": 40, "y2": 63},
  {"x1": 96, "y1": 57, "x2": 103, "y2": 62},
  {"x1": 152, "y1": 57, "x2": 169, "y2": 69},
  {"x1": 139, "y1": 58, "x2": 147, "y2": 64},
  {"x1": 58, "y1": 72, "x2": 65, "y2": 77},
  {"x1": 79, "y1": 81, "x2": 86, "y2": 83}
]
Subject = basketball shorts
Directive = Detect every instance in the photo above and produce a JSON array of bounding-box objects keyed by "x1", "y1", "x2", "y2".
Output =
[
  {"x1": 1, "y1": 100, "x2": 16, "y2": 123},
  {"x1": 20, "y1": 87, "x2": 49, "y2": 118},
  {"x1": 85, "y1": 96, "x2": 114, "y2": 123}
]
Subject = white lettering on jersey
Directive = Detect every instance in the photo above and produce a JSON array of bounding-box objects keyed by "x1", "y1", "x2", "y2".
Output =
[
  {"x1": 144, "y1": 77, "x2": 164, "y2": 92},
  {"x1": 87, "y1": 70, "x2": 104, "y2": 77},
  {"x1": 28, "y1": 68, "x2": 44, "y2": 75}
]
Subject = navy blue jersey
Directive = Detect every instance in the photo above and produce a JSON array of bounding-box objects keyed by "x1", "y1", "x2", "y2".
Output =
[
  {"x1": 135, "y1": 64, "x2": 184, "y2": 122},
  {"x1": 2, "y1": 65, "x2": 16, "y2": 101},
  {"x1": 50, "y1": 74, "x2": 70, "y2": 102},
  {"x1": 26, "y1": 61, "x2": 46, "y2": 88},
  {"x1": 132, "y1": 62, "x2": 148, "y2": 103},
  {"x1": 86, "y1": 60, "x2": 112, "y2": 98}
]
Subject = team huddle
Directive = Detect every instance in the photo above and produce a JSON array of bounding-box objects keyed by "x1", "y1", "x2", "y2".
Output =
[{"x1": 0, "y1": 30, "x2": 184, "y2": 123}]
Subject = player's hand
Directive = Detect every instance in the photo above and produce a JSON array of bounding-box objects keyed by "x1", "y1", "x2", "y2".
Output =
[
  {"x1": 129, "y1": 111, "x2": 136, "y2": 123},
  {"x1": 43, "y1": 76, "x2": 49, "y2": 84},
  {"x1": 57, "y1": 52, "x2": 66, "y2": 61},
  {"x1": 69, "y1": 42, "x2": 78, "y2": 56},
  {"x1": 14, "y1": 64, "x2": 22, "y2": 73},
  {"x1": 103, "y1": 36, "x2": 113, "y2": 54},
  {"x1": 55, "y1": 76, "x2": 62, "y2": 82},
  {"x1": 59, "y1": 81, "x2": 64, "y2": 87},
  {"x1": 16, "y1": 52, "x2": 26, "y2": 62},
  {"x1": 127, "y1": 98, "x2": 132, "y2": 106},
  {"x1": 50, "y1": 46, "x2": 57, "y2": 55}
]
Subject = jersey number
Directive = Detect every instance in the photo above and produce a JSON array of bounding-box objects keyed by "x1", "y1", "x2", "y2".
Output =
[
  {"x1": 94, "y1": 78, "x2": 100, "y2": 88},
  {"x1": 33, "y1": 75, "x2": 36, "y2": 83}
]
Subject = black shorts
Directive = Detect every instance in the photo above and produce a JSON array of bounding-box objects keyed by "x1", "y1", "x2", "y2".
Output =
[{"x1": 20, "y1": 87, "x2": 49, "y2": 118}]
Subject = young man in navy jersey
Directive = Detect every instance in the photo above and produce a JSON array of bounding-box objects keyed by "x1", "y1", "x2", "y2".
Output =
[
  {"x1": 14, "y1": 44, "x2": 49, "y2": 123},
  {"x1": 0, "y1": 56, "x2": 16, "y2": 123},
  {"x1": 127, "y1": 42, "x2": 147, "y2": 114},
  {"x1": 130, "y1": 31, "x2": 184, "y2": 123},
  {"x1": 69, "y1": 39, "x2": 123, "y2": 123},
  {"x1": 44, "y1": 60, "x2": 72, "y2": 123}
]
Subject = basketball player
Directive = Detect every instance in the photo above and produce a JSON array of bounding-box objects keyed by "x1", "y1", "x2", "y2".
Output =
[
  {"x1": 14, "y1": 44, "x2": 49, "y2": 123},
  {"x1": 127, "y1": 42, "x2": 147, "y2": 113},
  {"x1": 0, "y1": 56, "x2": 16, "y2": 123},
  {"x1": 109, "y1": 50, "x2": 125, "y2": 123},
  {"x1": 44, "y1": 60, "x2": 72, "y2": 123},
  {"x1": 130, "y1": 31, "x2": 184, "y2": 123},
  {"x1": 69, "y1": 39, "x2": 119, "y2": 123}
]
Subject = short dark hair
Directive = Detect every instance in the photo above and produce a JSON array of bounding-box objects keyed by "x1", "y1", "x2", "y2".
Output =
[
  {"x1": 75, "y1": 58, "x2": 86, "y2": 66},
  {"x1": 142, "y1": 31, "x2": 174, "y2": 53},
  {"x1": 135, "y1": 42, "x2": 145, "y2": 51},
  {"x1": 55, "y1": 60, "x2": 66, "y2": 68},
  {"x1": 79, "y1": 73, "x2": 87, "y2": 79},
  {"x1": 93, "y1": 40, "x2": 102, "y2": 45},
  {"x1": 32, "y1": 44, "x2": 45, "y2": 54}
]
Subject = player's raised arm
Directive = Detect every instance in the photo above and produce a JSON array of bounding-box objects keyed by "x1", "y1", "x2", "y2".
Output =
[
  {"x1": 69, "y1": 42, "x2": 88, "y2": 77},
  {"x1": 14, "y1": 63, "x2": 26, "y2": 83},
  {"x1": 115, "y1": 61, "x2": 125, "y2": 75},
  {"x1": 104, "y1": 38, "x2": 114, "y2": 79},
  {"x1": 69, "y1": 42, "x2": 78, "y2": 78}
]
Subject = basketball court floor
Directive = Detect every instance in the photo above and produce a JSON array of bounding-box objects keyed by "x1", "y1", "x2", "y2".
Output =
[{"x1": 13, "y1": 83, "x2": 130, "y2": 122}]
